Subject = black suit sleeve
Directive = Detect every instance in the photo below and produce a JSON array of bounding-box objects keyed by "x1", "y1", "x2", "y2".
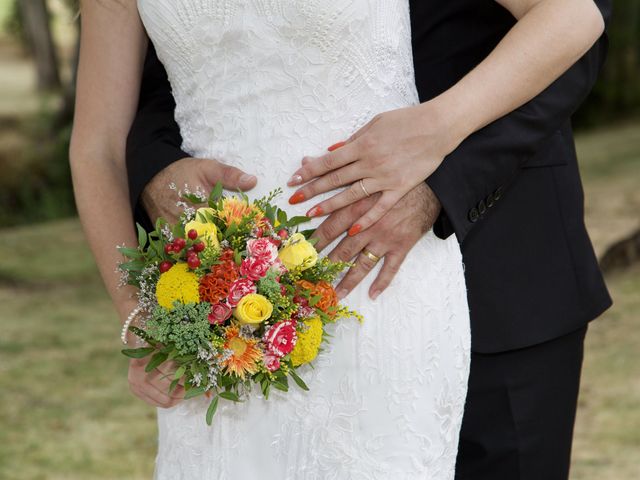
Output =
[
  {"x1": 126, "y1": 45, "x2": 188, "y2": 230},
  {"x1": 426, "y1": 1, "x2": 611, "y2": 243}
]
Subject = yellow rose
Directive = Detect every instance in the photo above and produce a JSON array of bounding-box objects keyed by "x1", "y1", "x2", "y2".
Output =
[
  {"x1": 278, "y1": 233, "x2": 318, "y2": 271},
  {"x1": 195, "y1": 207, "x2": 216, "y2": 222},
  {"x1": 233, "y1": 293, "x2": 273, "y2": 324},
  {"x1": 185, "y1": 210, "x2": 220, "y2": 250}
]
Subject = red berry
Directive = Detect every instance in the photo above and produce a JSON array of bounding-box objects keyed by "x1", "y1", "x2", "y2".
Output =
[
  {"x1": 187, "y1": 247, "x2": 196, "y2": 256},
  {"x1": 194, "y1": 241, "x2": 205, "y2": 252},
  {"x1": 187, "y1": 229, "x2": 198, "y2": 240},
  {"x1": 254, "y1": 227, "x2": 264, "y2": 238},
  {"x1": 269, "y1": 237, "x2": 282, "y2": 248},
  {"x1": 188, "y1": 256, "x2": 201, "y2": 269},
  {"x1": 159, "y1": 261, "x2": 173, "y2": 273},
  {"x1": 278, "y1": 229, "x2": 289, "y2": 239},
  {"x1": 174, "y1": 238, "x2": 186, "y2": 250},
  {"x1": 164, "y1": 244, "x2": 173, "y2": 254}
]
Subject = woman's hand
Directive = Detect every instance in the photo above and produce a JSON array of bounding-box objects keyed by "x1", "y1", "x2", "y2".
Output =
[
  {"x1": 287, "y1": 102, "x2": 461, "y2": 235},
  {"x1": 128, "y1": 358, "x2": 185, "y2": 408},
  {"x1": 119, "y1": 301, "x2": 185, "y2": 408}
]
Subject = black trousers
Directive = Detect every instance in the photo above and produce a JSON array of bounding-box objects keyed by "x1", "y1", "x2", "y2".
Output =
[{"x1": 455, "y1": 326, "x2": 588, "y2": 480}]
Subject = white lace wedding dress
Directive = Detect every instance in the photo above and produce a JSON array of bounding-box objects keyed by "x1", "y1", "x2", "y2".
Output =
[{"x1": 137, "y1": 1, "x2": 470, "y2": 478}]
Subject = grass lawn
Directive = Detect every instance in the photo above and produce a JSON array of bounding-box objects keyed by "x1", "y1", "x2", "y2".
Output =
[{"x1": 0, "y1": 123, "x2": 639, "y2": 479}]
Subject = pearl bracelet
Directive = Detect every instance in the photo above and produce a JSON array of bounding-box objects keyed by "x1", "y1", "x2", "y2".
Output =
[{"x1": 121, "y1": 305, "x2": 143, "y2": 345}]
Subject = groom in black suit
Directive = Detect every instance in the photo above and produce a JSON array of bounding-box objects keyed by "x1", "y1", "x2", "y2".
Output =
[{"x1": 126, "y1": 1, "x2": 612, "y2": 478}]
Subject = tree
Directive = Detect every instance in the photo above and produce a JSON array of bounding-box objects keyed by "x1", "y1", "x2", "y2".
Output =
[{"x1": 19, "y1": 0, "x2": 61, "y2": 91}]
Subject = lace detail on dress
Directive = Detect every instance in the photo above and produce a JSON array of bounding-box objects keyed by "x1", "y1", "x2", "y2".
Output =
[{"x1": 138, "y1": 1, "x2": 471, "y2": 479}]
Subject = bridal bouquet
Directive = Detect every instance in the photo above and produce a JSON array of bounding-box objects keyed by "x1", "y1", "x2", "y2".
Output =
[{"x1": 118, "y1": 184, "x2": 360, "y2": 424}]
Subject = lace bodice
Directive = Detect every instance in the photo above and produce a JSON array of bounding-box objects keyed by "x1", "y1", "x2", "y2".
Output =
[{"x1": 138, "y1": 0, "x2": 419, "y2": 202}]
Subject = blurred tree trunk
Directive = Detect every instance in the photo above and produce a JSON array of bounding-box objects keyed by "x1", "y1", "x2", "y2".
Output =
[{"x1": 19, "y1": 0, "x2": 61, "y2": 91}]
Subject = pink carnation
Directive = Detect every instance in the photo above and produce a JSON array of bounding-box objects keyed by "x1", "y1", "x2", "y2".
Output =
[
  {"x1": 263, "y1": 352, "x2": 281, "y2": 372},
  {"x1": 227, "y1": 278, "x2": 257, "y2": 307},
  {"x1": 263, "y1": 320, "x2": 297, "y2": 358},
  {"x1": 208, "y1": 302, "x2": 232, "y2": 325},
  {"x1": 240, "y1": 256, "x2": 271, "y2": 281},
  {"x1": 247, "y1": 238, "x2": 278, "y2": 264}
]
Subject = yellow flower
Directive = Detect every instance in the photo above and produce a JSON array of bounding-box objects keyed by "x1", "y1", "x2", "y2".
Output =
[
  {"x1": 221, "y1": 325, "x2": 262, "y2": 379},
  {"x1": 233, "y1": 293, "x2": 273, "y2": 324},
  {"x1": 278, "y1": 233, "x2": 318, "y2": 271},
  {"x1": 290, "y1": 317, "x2": 323, "y2": 366},
  {"x1": 155, "y1": 263, "x2": 200, "y2": 310},
  {"x1": 218, "y1": 196, "x2": 263, "y2": 227},
  {"x1": 194, "y1": 207, "x2": 216, "y2": 222},
  {"x1": 185, "y1": 208, "x2": 220, "y2": 250}
]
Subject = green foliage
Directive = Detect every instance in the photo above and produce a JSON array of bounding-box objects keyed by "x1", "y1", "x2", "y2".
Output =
[
  {"x1": 575, "y1": 1, "x2": 640, "y2": 128},
  {"x1": 300, "y1": 257, "x2": 352, "y2": 284},
  {"x1": 146, "y1": 303, "x2": 213, "y2": 356}
]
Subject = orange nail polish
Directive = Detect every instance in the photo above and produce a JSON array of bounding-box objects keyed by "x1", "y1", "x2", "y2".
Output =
[
  {"x1": 289, "y1": 192, "x2": 306, "y2": 204},
  {"x1": 348, "y1": 224, "x2": 362, "y2": 236},
  {"x1": 328, "y1": 141, "x2": 346, "y2": 152},
  {"x1": 307, "y1": 206, "x2": 323, "y2": 217}
]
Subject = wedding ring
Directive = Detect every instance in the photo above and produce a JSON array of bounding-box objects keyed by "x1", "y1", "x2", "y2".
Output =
[
  {"x1": 361, "y1": 249, "x2": 381, "y2": 263},
  {"x1": 359, "y1": 179, "x2": 371, "y2": 197}
]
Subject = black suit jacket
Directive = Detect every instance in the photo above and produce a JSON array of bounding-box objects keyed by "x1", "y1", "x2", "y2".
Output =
[{"x1": 126, "y1": 0, "x2": 612, "y2": 353}]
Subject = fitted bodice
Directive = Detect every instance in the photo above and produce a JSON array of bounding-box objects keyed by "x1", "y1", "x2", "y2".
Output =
[{"x1": 137, "y1": 0, "x2": 419, "y2": 202}]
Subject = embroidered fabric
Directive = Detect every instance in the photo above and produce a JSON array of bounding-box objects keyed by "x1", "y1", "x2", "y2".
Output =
[{"x1": 137, "y1": 1, "x2": 470, "y2": 478}]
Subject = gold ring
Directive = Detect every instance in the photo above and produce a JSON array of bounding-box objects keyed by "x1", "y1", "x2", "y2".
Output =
[
  {"x1": 361, "y1": 249, "x2": 381, "y2": 263},
  {"x1": 359, "y1": 179, "x2": 371, "y2": 197}
]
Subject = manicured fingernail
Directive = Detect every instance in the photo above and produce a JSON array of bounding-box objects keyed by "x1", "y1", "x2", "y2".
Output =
[
  {"x1": 328, "y1": 141, "x2": 346, "y2": 152},
  {"x1": 288, "y1": 192, "x2": 306, "y2": 204},
  {"x1": 348, "y1": 224, "x2": 362, "y2": 236},
  {"x1": 370, "y1": 290, "x2": 381, "y2": 300},
  {"x1": 306, "y1": 206, "x2": 323, "y2": 217},
  {"x1": 337, "y1": 288, "x2": 348, "y2": 299},
  {"x1": 287, "y1": 174, "x2": 303, "y2": 186},
  {"x1": 240, "y1": 174, "x2": 256, "y2": 185}
]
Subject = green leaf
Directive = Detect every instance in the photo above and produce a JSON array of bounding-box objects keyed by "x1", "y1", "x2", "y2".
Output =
[
  {"x1": 209, "y1": 182, "x2": 224, "y2": 204},
  {"x1": 277, "y1": 209, "x2": 287, "y2": 226},
  {"x1": 206, "y1": 396, "x2": 219, "y2": 425},
  {"x1": 121, "y1": 347, "x2": 154, "y2": 359},
  {"x1": 174, "y1": 366, "x2": 186, "y2": 380},
  {"x1": 273, "y1": 382, "x2": 289, "y2": 392},
  {"x1": 184, "y1": 386, "x2": 206, "y2": 399},
  {"x1": 287, "y1": 216, "x2": 310, "y2": 228},
  {"x1": 169, "y1": 378, "x2": 180, "y2": 394},
  {"x1": 219, "y1": 391, "x2": 241, "y2": 402},
  {"x1": 145, "y1": 351, "x2": 168, "y2": 373},
  {"x1": 118, "y1": 247, "x2": 143, "y2": 258},
  {"x1": 308, "y1": 294, "x2": 323, "y2": 307},
  {"x1": 137, "y1": 224, "x2": 148, "y2": 249},
  {"x1": 289, "y1": 369, "x2": 309, "y2": 391}
]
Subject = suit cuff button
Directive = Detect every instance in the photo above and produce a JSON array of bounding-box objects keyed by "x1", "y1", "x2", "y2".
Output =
[{"x1": 468, "y1": 208, "x2": 480, "y2": 223}]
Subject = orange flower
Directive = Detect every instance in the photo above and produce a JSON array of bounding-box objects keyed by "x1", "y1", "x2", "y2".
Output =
[
  {"x1": 218, "y1": 197, "x2": 263, "y2": 227},
  {"x1": 297, "y1": 280, "x2": 338, "y2": 318},
  {"x1": 221, "y1": 325, "x2": 262, "y2": 379},
  {"x1": 200, "y1": 254, "x2": 239, "y2": 304}
]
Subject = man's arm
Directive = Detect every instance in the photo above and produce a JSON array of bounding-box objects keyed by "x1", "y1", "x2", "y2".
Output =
[
  {"x1": 426, "y1": 0, "x2": 611, "y2": 243},
  {"x1": 126, "y1": 44, "x2": 187, "y2": 230}
]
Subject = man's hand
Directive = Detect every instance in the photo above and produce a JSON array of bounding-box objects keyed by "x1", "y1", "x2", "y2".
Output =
[
  {"x1": 141, "y1": 157, "x2": 257, "y2": 223},
  {"x1": 313, "y1": 183, "x2": 441, "y2": 300}
]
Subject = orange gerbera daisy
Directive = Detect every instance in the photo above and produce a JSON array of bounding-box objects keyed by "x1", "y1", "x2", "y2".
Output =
[
  {"x1": 221, "y1": 325, "x2": 262, "y2": 379},
  {"x1": 297, "y1": 280, "x2": 339, "y2": 317},
  {"x1": 218, "y1": 196, "x2": 263, "y2": 227}
]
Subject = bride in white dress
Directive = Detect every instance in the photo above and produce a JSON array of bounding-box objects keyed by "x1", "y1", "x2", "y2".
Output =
[{"x1": 71, "y1": 1, "x2": 470, "y2": 478}]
